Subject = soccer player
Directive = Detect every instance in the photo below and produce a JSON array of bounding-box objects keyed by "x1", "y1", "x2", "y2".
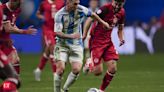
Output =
[
  {"x1": 83, "y1": 0, "x2": 126, "y2": 92},
  {"x1": 0, "y1": 0, "x2": 37, "y2": 74},
  {"x1": 89, "y1": 0, "x2": 99, "y2": 12},
  {"x1": 0, "y1": 3, "x2": 21, "y2": 92},
  {"x1": 34, "y1": 0, "x2": 64, "y2": 82},
  {"x1": 0, "y1": 3, "x2": 2, "y2": 30},
  {"x1": 0, "y1": 50, "x2": 21, "y2": 92},
  {"x1": 54, "y1": 0, "x2": 110, "y2": 92},
  {"x1": 83, "y1": 0, "x2": 99, "y2": 58}
]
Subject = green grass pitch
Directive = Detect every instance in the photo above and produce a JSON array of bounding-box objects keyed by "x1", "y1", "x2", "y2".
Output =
[{"x1": 17, "y1": 53, "x2": 164, "y2": 92}]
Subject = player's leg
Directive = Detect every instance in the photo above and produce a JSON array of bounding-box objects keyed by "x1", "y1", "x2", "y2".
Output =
[
  {"x1": 54, "y1": 46, "x2": 68, "y2": 92},
  {"x1": 83, "y1": 45, "x2": 104, "y2": 75},
  {"x1": 63, "y1": 45, "x2": 83, "y2": 92},
  {"x1": 6, "y1": 46, "x2": 20, "y2": 75},
  {"x1": 0, "y1": 56, "x2": 20, "y2": 92},
  {"x1": 48, "y1": 33, "x2": 56, "y2": 74},
  {"x1": 34, "y1": 47, "x2": 49, "y2": 81},
  {"x1": 54, "y1": 60, "x2": 65, "y2": 92},
  {"x1": 1, "y1": 64, "x2": 21, "y2": 91},
  {"x1": 99, "y1": 44, "x2": 119, "y2": 92},
  {"x1": 63, "y1": 62, "x2": 82, "y2": 92},
  {"x1": 34, "y1": 34, "x2": 49, "y2": 81},
  {"x1": 99, "y1": 60, "x2": 117, "y2": 92}
]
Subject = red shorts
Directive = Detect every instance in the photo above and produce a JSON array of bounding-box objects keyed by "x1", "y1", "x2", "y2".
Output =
[
  {"x1": 89, "y1": 39, "x2": 119, "y2": 66},
  {"x1": 0, "y1": 50, "x2": 8, "y2": 68},
  {"x1": 0, "y1": 44, "x2": 19, "y2": 64},
  {"x1": 42, "y1": 28, "x2": 55, "y2": 46}
]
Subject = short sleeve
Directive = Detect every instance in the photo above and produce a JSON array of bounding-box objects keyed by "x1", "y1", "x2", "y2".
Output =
[
  {"x1": 54, "y1": 12, "x2": 63, "y2": 32},
  {"x1": 0, "y1": 6, "x2": 3, "y2": 29},
  {"x1": 117, "y1": 8, "x2": 125, "y2": 25},
  {"x1": 79, "y1": 5, "x2": 92, "y2": 17},
  {"x1": 38, "y1": 2, "x2": 44, "y2": 13},
  {"x1": 96, "y1": 5, "x2": 109, "y2": 18}
]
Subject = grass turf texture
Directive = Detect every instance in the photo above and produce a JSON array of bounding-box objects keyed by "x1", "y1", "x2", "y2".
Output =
[{"x1": 14, "y1": 54, "x2": 164, "y2": 92}]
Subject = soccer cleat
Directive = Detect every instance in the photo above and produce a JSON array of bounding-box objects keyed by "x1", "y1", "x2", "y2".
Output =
[
  {"x1": 59, "y1": 89, "x2": 66, "y2": 92},
  {"x1": 83, "y1": 58, "x2": 94, "y2": 74},
  {"x1": 33, "y1": 69, "x2": 41, "y2": 81},
  {"x1": 63, "y1": 89, "x2": 69, "y2": 92}
]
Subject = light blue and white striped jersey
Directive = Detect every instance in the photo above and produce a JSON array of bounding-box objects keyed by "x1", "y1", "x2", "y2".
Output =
[{"x1": 54, "y1": 5, "x2": 92, "y2": 46}]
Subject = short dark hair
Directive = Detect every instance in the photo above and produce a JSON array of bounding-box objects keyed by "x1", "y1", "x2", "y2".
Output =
[{"x1": 115, "y1": 0, "x2": 125, "y2": 3}]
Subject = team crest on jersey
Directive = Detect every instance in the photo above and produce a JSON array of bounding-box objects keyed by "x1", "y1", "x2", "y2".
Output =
[
  {"x1": 96, "y1": 9, "x2": 102, "y2": 14},
  {"x1": 93, "y1": 58, "x2": 99, "y2": 64}
]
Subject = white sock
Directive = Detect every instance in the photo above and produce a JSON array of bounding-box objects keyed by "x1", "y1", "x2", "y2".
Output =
[
  {"x1": 63, "y1": 72, "x2": 79, "y2": 90},
  {"x1": 36, "y1": 68, "x2": 41, "y2": 72},
  {"x1": 54, "y1": 73, "x2": 62, "y2": 92}
]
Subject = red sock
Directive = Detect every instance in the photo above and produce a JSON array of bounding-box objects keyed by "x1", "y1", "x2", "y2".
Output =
[
  {"x1": 100, "y1": 71, "x2": 114, "y2": 91},
  {"x1": 38, "y1": 54, "x2": 48, "y2": 70},
  {"x1": 49, "y1": 54, "x2": 56, "y2": 73},
  {"x1": 2, "y1": 81, "x2": 17, "y2": 92},
  {"x1": 0, "y1": 84, "x2": 3, "y2": 92}
]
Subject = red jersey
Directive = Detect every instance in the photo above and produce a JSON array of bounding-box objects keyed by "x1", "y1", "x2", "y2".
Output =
[
  {"x1": 39, "y1": 0, "x2": 64, "y2": 31},
  {"x1": 0, "y1": 3, "x2": 21, "y2": 41},
  {"x1": 0, "y1": 5, "x2": 3, "y2": 30},
  {"x1": 90, "y1": 3, "x2": 125, "y2": 42}
]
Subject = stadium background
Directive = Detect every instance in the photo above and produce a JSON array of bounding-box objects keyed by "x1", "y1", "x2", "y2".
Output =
[
  {"x1": 12, "y1": 0, "x2": 164, "y2": 54},
  {"x1": 2, "y1": 0, "x2": 164, "y2": 92}
]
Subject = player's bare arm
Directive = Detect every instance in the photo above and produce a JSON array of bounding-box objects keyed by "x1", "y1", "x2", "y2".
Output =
[
  {"x1": 82, "y1": 17, "x2": 93, "y2": 41},
  {"x1": 118, "y1": 24, "x2": 125, "y2": 46},
  {"x1": 56, "y1": 32, "x2": 80, "y2": 39},
  {"x1": 91, "y1": 12, "x2": 110, "y2": 29},
  {"x1": 3, "y1": 21, "x2": 37, "y2": 35},
  {"x1": 36, "y1": 9, "x2": 44, "y2": 20}
]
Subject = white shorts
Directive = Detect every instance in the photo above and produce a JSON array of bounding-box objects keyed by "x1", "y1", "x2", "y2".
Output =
[{"x1": 54, "y1": 44, "x2": 83, "y2": 64}]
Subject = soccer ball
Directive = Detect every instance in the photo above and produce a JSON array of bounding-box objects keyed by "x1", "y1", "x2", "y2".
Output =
[{"x1": 87, "y1": 88, "x2": 100, "y2": 92}]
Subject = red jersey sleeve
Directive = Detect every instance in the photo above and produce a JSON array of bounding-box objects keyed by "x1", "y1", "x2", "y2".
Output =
[
  {"x1": 38, "y1": 2, "x2": 44, "y2": 13},
  {"x1": 0, "y1": 5, "x2": 3, "y2": 30},
  {"x1": 117, "y1": 8, "x2": 125, "y2": 25},
  {"x1": 96, "y1": 4, "x2": 109, "y2": 18}
]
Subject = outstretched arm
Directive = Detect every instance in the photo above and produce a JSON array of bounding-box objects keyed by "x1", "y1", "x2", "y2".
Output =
[
  {"x1": 54, "y1": 13, "x2": 80, "y2": 39},
  {"x1": 83, "y1": 17, "x2": 93, "y2": 41},
  {"x1": 36, "y1": 9, "x2": 44, "y2": 20},
  {"x1": 3, "y1": 21, "x2": 37, "y2": 35},
  {"x1": 56, "y1": 32, "x2": 80, "y2": 39},
  {"x1": 90, "y1": 12, "x2": 110, "y2": 29},
  {"x1": 118, "y1": 24, "x2": 125, "y2": 46},
  {"x1": 36, "y1": 2, "x2": 45, "y2": 20}
]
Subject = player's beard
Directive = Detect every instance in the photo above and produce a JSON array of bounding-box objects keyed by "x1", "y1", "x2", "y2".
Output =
[{"x1": 114, "y1": 7, "x2": 121, "y2": 13}]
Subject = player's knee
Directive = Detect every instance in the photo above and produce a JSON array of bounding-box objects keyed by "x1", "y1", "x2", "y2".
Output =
[
  {"x1": 56, "y1": 61, "x2": 65, "y2": 75},
  {"x1": 56, "y1": 67, "x2": 65, "y2": 75},
  {"x1": 93, "y1": 68, "x2": 103, "y2": 76},
  {"x1": 94, "y1": 72, "x2": 102, "y2": 76},
  {"x1": 107, "y1": 60, "x2": 117, "y2": 74},
  {"x1": 72, "y1": 67, "x2": 81, "y2": 75},
  {"x1": 108, "y1": 66, "x2": 117, "y2": 74},
  {"x1": 93, "y1": 65, "x2": 103, "y2": 76}
]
